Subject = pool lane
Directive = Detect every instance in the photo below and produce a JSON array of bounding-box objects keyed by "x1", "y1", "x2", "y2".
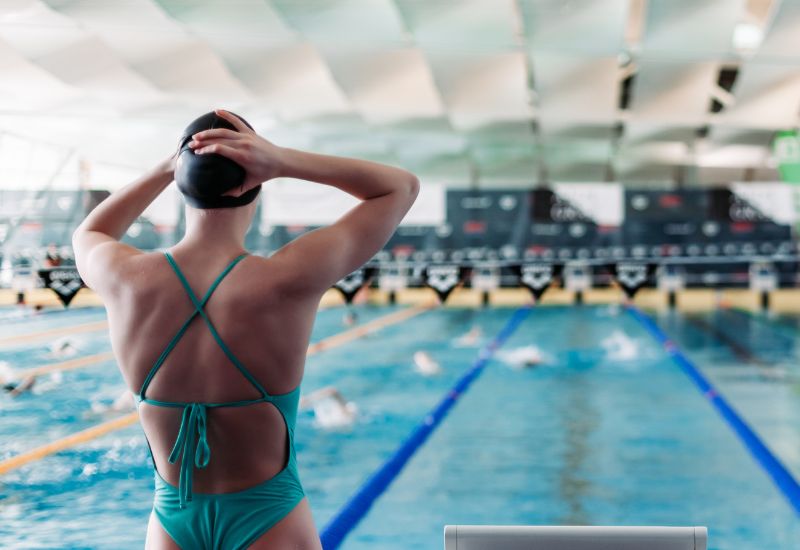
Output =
[
  {"x1": 0, "y1": 305, "x2": 378, "y2": 459},
  {"x1": 5, "y1": 305, "x2": 800, "y2": 549},
  {"x1": 0, "y1": 304, "x2": 440, "y2": 548},
  {"x1": 0, "y1": 307, "x2": 108, "y2": 340},
  {"x1": 343, "y1": 306, "x2": 800, "y2": 550},
  {"x1": 658, "y1": 310, "x2": 800, "y2": 487}
]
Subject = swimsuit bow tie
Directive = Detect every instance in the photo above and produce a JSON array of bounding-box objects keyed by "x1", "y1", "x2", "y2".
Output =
[{"x1": 168, "y1": 403, "x2": 210, "y2": 508}]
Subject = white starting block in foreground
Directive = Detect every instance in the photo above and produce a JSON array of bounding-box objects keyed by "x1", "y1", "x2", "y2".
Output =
[{"x1": 444, "y1": 525, "x2": 707, "y2": 550}]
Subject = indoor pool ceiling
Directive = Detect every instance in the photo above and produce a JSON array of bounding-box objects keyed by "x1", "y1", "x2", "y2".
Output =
[{"x1": 0, "y1": 0, "x2": 797, "y2": 185}]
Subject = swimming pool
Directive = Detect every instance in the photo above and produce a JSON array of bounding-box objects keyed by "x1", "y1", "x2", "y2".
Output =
[{"x1": 1, "y1": 304, "x2": 799, "y2": 548}]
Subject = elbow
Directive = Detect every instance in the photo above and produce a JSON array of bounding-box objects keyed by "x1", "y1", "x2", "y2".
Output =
[
  {"x1": 71, "y1": 225, "x2": 86, "y2": 251},
  {"x1": 406, "y1": 174, "x2": 420, "y2": 201}
]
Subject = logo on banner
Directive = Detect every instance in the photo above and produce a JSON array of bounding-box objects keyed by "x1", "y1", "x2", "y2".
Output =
[
  {"x1": 333, "y1": 268, "x2": 373, "y2": 304},
  {"x1": 612, "y1": 263, "x2": 653, "y2": 299},
  {"x1": 425, "y1": 265, "x2": 463, "y2": 303},
  {"x1": 39, "y1": 268, "x2": 84, "y2": 307},
  {"x1": 518, "y1": 264, "x2": 560, "y2": 300}
]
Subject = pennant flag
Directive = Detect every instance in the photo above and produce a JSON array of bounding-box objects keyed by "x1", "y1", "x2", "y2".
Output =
[
  {"x1": 38, "y1": 267, "x2": 84, "y2": 307},
  {"x1": 333, "y1": 267, "x2": 373, "y2": 304},
  {"x1": 424, "y1": 265, "x2": 463, "y2": 303},
  {"x1": 612, "y1": 262, "x2": 654, "y2": 299},
  {"x1": 517, "y1": 263, "x2": 561, "y2": 300}
]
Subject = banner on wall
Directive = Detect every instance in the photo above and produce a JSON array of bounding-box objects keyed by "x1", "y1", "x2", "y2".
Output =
[
  {"x1": 729, "y1": 183, "x2": 795, "y2": 226},
  {"x1": 551, "y1": 183, "x2": 624, "y2": 227},
  {"x1": 262, "y1": 179, "x2": 445, "y2": 226}
]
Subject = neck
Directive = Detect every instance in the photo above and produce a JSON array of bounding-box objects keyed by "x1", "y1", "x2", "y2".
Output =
[{"x1": 180, "y1": 206, "x2": 250, "y2": 253}]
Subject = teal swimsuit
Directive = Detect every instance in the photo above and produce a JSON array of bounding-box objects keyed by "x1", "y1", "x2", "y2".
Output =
[{"x1": 136, "y1": 252, "x2": 305, "y2": 549}]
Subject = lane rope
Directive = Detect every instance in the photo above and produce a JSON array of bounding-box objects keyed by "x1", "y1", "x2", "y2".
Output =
[
  {"x1": 0, "y1": 304, "x2": 432, "y2": 476},
  {"x1": 728, "y1": 308, "x2": 798, "y2": 345},
  {"x1": 683, "y1": 316, "x2": 771, "y2": 367},
  {"x1": 16, "y1": 304, "x2": 430, "y2": 379},
  {"x1": 319, "y1": 305, "x2": 533, "y2": 549},
  {"x1": 627, "y1": 305, "x2": 800, "y2": 516},
  {"x1": 0, "y1": 320, "x2": 108, "y2": 347},
  {"x1": 22, "y1": 352, "x2": 116, "y2": 378},
  {"x1": 0, "y1": 413, "x2": 139, "y2": 476}
]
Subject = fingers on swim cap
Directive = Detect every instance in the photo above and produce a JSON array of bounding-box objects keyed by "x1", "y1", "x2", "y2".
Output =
[{"x1": 175, "y1": 112, "x2": 259, "y2": 209}]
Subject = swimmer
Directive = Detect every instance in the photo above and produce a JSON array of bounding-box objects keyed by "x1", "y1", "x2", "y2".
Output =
[
  {"x1": 453, "y1": 325, "x2": 482, "y2": 347},
  {"x1": 413, "y1": 350, "x2": 442, "y2": 376},
  {"x1": 601, "y1": 330, "x2": 639, "y2": 361},
  {"x1": 71, "y1": 108, "x2": 418, "y2": 548},
  {"x1": 0, "y1": 361, "x2": 36, "y2": 397},
  {"x1": 300, "y1": 386, "x2": 358, "y2": 429},
  {"x1": 342, "y1": 308, "x2": 358, "y2": 327},
  {"x1": 87, "y1": 389, "x2": 136, "y2": 417},
  {"x1": 497, "y1": 345, "x2": 545, "y2": 369},
  {"x1": 47, "y1": 337, "x2": 80, "y2": 359}
]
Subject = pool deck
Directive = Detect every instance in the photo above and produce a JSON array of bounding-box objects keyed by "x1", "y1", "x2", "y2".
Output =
[{"x1": 5, "y1": 287, "x2": 800, "y2": 313}]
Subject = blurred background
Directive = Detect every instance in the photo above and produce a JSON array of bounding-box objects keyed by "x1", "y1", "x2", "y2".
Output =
[
  {"x1": 1, "y1": 2, "x2": 800, "y2": 549},
  {"x1": 0, "y1": 0, "x2": 798, "y2": 296}
]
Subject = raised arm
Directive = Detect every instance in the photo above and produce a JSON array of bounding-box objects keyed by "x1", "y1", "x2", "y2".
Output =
[
  {"x1": 72, "y1": 158, "x2": 174, "y2": 297},
  {"x1": 191, "y1": 110, "x2": 419, "y2": 297}
]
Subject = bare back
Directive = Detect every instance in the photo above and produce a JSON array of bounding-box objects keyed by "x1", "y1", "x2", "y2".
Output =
[
  {"x1": 104, "y1": 247, "x2": 323, "y2": 548},
  {"x1": 107, "y1": 246, "x2": 319, "y2": 487}
]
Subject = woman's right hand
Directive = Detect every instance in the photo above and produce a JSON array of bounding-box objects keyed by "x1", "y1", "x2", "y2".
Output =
[{"x1": 188, "y1": 109, "x2": 284, "y2": 197}]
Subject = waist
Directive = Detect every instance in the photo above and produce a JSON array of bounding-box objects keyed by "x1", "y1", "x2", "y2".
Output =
[{"x1": 154, "y1": 462, "x2": 304, "y2": 502}]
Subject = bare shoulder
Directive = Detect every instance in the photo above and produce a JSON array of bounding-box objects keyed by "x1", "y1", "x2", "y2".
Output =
[
  {"x1": 107, "y1": 251, "x2": 173, "y2": 302},
  {"x1": 239, "y1": 253, "x2": 323, "y2": 307}
]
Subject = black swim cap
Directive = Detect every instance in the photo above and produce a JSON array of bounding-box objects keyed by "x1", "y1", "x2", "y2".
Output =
[{"x1": 175, "y1": 111, "x2": 261, "y2": 209}]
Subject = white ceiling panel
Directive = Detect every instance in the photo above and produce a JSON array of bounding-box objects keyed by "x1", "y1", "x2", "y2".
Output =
[
  {"x1": 640, "y1": 0, "x2": 745, "y2": 58},
  {"x1": 623, "y1": 123, "x2": 697, "y2": 145},
  {"x1": 43, "y1": 0, "x2": 191, "y2": 64},
  {"x1": 153, "y1": 0, "x2": 297, "y2": 86},
  {"x1": 133, "y1": 41, "x2": 252, "y2": 103},
  {"x1": 320, "y1": 46, "x2": 443, "y2": 123},
  {"x1": 758, "y1": 0, "x2": 800, "y2": 59},
  {"x1": 722, "y1": 62, "x2": 800, "y2": 127},
  {"x1": 43, "y1": 0, "x2": 251, "y2": 102},
  {"x1": 271, "y1": 0, "x2": 406, "y2": 46},
  {"x1": 630, "y1": 61, "x2": 718, "y2": 124},
  {"x1": 32, "y1": 36, "x2": 163, "y2": 110},
  {"x1": 519, "y1": 0, "x2": 629, "y2": 55},
  {"x1": 708, "y1": 126, "x2": 777, "y2": 148},
  {"x1": 0, "y1": 0, "x2": 796, "y2": 187},
  {"x1": 616, "y1": 141, "x2": 692, "y2": 169},
  {"x1": 227, "y1": 43, "x2": 350, "y2": 119},
  {"x1": 0, "y1": 0, "x2": 86, "y2": 58},
  {"x1": 427, "y1": 50, "x2": 533, "y2": 130},
  {"x1": 397, "y1": 0, "x2": 518, "y2": 52},
  {"x1": 533, "y1": 54, "x2": 619, "y2": 124},
  {"x1": 549, "y1": 163, "x2": 610, "y2": 182},
  {"x1": 542, "y1": 139, "x2": 614, "y2": 166},
  {"x1": 381, "y1": 117, "x2": 465, "y2": 164},
  {"x1": 0, "y1": 40, "x2": 80, "y2": 110}
]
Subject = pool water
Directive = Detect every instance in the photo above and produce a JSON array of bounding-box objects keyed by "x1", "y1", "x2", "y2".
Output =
[{"x1": 1, "y1": 304, "x2": 799, "y2": 549}]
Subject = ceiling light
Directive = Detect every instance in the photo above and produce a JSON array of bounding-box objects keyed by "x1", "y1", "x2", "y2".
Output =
[{"x1": 732, "y1": 22, "x2": 763, "y2": 52}]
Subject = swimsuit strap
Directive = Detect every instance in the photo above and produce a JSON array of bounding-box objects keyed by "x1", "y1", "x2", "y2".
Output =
[
  {"x1": 138, "y1": 252, "x2": 269, "y2": 400},
  {"x1": 135, "y1": 252, "x2": 300, "y2": 509},
  {"x1": 168, "y1": 402, "x2": 209, "y2": 508}
]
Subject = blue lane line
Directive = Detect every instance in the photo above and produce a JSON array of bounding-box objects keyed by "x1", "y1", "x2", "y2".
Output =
[
  {"x1": 319, "y1": 305, "x2": 533, "y2": 549},
  {"x1": 627, "y1": 306, "x2": 800, "y2": 516}
]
